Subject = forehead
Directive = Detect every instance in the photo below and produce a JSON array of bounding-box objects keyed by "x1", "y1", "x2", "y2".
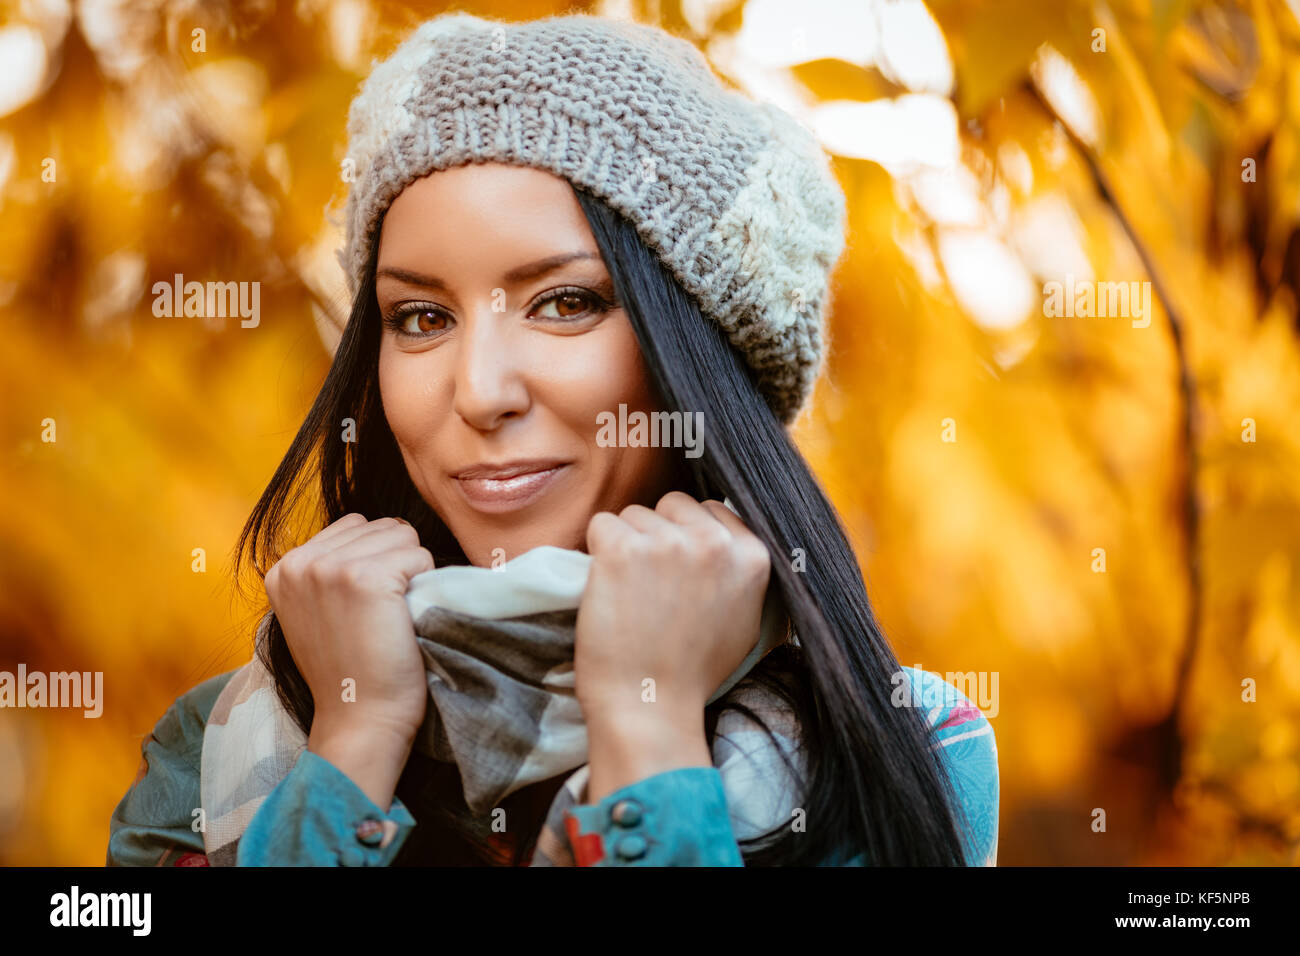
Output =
[{"x1": 377, "y1": 163, "x2": 600, "y2": 273}]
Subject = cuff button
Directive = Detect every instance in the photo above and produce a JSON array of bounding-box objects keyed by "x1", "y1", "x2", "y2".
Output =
[
  {"x1": 610, "y1": 799, "x2": 643, "y2": 828},
  {"x1": 355, "y1": 818, "x2": 385, "y2": 847},
  {"x1": 614, "y1": 834, "x2": 648, "y2": 861}
]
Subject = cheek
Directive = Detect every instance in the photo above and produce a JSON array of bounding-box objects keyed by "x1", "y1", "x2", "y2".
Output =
[
  {"x1": 378, "y1": 349, "x2": 444, "y2": 458},
  {"x1": 540, "y1": 322, "x2": 659, "y2": 428},
  {"x1": 540, "y1": 324, "x2": 682, "y2": 504}
]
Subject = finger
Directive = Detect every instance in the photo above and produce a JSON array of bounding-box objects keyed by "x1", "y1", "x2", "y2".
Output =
[
  {"x1": 322, "y1": 540, "x2": 436, "y2": 585},
  {"x1": 305, "y1": 512, "x2": 372, "y2": 549},
  {"x1": 351, "y1": 541, "x2": 441, "y2": 587},
  {"x1": 699, "y1": 499, "x2": 754, "y2": 540},
  {"x1": 701, "y1": 501, "x2": 772, "y2": 569},
  {"x1": 654, "y1": 490, "x2": 722, "y2": 531},
  {"x1": 586, "y1": 510, "x2": 637, "y2": 553},
  {"x1": 301, "y1": 516, "x2": 411, "y2": 561},
  {"x1": 324, "y1": 520, "x2": 424, "y2": 562},
  {"x1": 617, "y1": 502, "x2": 677, "y2": 535}
]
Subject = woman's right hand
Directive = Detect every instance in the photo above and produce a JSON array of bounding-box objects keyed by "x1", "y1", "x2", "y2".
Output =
[{"x1": 264, "y1": 513, "x2": 434, "y2": 808}]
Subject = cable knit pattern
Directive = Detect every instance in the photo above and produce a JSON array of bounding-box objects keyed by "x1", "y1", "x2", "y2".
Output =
[{"x1": 335, "y1": 12, "x2": 848, "y2": 424}]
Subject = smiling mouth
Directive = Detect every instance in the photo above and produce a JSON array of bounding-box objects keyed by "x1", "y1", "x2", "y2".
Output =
[{"x1": 452, "y1": 463, "x2": 570, "y2": 512}]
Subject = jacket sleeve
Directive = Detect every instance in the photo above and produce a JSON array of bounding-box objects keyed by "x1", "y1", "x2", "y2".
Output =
[
  {"x1": 905, "y1": 667, "x2": 999, "y2": 866},
  {"x1": 107, "y1": 671, "x2": 234, "y2": 867},
  {"x1": 820, "y1": 668, "x2": 1000, "y2": 866},
  {"x1": 563, "y1": 766, "x2": 744, "y2": 866},
  {"x1": 235, "y1": 749, "x2": 417, "y2": 866},
  {"x1": 562, "y1": 668, "x2": 1000, "y2": 867},
  {"x1": 107, "y1": 671, "x2": 418, "y2": 867},
  {"x1": 562, "y1": 683, "x2": 797, "y2": 867}
]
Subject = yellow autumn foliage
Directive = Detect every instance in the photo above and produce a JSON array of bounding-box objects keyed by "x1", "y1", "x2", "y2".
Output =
[{"x1": 0, "y1": 0, "x2": 1297, "y2": 865}]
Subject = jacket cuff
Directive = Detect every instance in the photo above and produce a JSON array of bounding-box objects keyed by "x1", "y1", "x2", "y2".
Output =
[
  {"x1": 564, "y1": 766, "x2": 744, "y2": 866},
  {"x1": 237, "y1": 749, "x2": 417, "y2": 866}
]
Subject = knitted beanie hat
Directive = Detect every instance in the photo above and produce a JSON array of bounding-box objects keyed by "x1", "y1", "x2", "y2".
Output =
[{"x1": 335, "y1": 12, "x2": 848, "y2": 425}]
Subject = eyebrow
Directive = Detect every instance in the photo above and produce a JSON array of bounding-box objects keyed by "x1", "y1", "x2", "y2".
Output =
[{"x1": 376, "y1": 252, "x2": 603, "y2": 291}]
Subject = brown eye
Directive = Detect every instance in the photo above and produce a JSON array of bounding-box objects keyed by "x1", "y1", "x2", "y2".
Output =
[
  {"x1": 531, "y1": 287, "x2": 612, "y2": 323},
  {"x1": 383, "y1": 304, "x2": 451, "y2": 339},
  {"x1": 411, "y1": 310, "x2": 445, "y2": 332},
  {"x1": 554, "y1": 294, "x2": 586, "y2": 317}
]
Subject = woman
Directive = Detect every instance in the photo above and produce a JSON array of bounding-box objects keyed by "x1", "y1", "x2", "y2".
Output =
[{"x1": 108, "y1": 11, "x2": 998, "y2": 867}]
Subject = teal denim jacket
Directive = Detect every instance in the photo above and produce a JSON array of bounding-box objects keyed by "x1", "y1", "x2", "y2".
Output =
[{"x1": 107, "y1": 667, "x2": 998, "y2": 866}]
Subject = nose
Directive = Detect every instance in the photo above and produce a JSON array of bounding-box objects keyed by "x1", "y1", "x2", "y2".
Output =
[{"x1": 450, "y1": 303, "x2": 531, "y2": 431}]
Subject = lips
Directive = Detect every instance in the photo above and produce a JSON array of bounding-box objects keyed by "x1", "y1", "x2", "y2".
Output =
[
  {"x1": 451, "y1": 459, "x2": 570, "y2": 512},
  {"x1": 453, "y1": 459, "x2": 569, "y2": 480}
]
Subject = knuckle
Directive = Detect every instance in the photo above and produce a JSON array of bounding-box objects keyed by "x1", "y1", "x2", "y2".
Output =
[
  {"x1": 618, "y1": 503, "x2": 650, "y2": 521},
  {"x1": 703, "y1": 523, "x2": 733, "y2": 550},
  {"x1": 742, "y1": 544, "x2": 772, "y2": 583},
  {"x1": 586, "y1": 511, "x2": 618, "y2": 546},
  {"x1": 655, "y1": 490, "x2": 694, "y2": 510},
  {"x1": 337, "y1": 560, "x2": 376, "y2": 590},
  {"x1": 271, "y1": 549, "x2": 302, "y2": 582},
  {"x1": 612, "y1": 531, "x2": 649, "y2": 564},
  {"x1": 303, "y1": 555, "x2": 342, "y2": 587},
  {"x1": 657, "y1": 534, "x2": 688, "y2": 561},
  {"x1": 686, "y1": 525, "x2": 729, "y2": 561},
  {"x1": 299, "y1": 557, "x2": 326, "y2": 586},
  {"x1": 741, "y1": 535, "x2": 770, "y2": 564}
]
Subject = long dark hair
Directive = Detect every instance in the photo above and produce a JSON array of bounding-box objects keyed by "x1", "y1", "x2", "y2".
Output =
[{"x1": 233, "y1": 183, "x2": 974, "y2": 866}]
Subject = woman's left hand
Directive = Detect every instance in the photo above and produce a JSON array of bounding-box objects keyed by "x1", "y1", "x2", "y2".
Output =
[{"x1": 574, "y1": 491, "x2": 772, "y2": 798}]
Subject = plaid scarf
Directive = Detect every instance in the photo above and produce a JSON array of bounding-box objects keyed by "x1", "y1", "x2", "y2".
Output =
[{"x1": 200, "y1": 541, "x2": 791, "y2": 866}]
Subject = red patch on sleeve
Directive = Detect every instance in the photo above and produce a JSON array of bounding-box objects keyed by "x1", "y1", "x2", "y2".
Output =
[
  {"x1": 564, "y1": 815, "x2": 605, "y2": 867},
  {"x1": 173, "y1": 852, "x2": 210, "y2": 867},
  {"x1": 936, "y1": 701, "x2": 983, "y2": 731}
]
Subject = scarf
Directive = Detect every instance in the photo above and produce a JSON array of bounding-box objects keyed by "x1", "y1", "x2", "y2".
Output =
[{"x1": 200, "y1": 538, "x2": 793, "y2": 866}]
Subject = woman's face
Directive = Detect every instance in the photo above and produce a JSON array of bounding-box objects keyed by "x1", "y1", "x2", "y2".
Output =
[{"x1": 375, "y1": 162, "x2": 691, "y2": 567}]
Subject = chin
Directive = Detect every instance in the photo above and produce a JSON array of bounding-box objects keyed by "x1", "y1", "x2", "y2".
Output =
[{"x1": 455, "y1": 519, "x2": 588, "y2": 567}]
